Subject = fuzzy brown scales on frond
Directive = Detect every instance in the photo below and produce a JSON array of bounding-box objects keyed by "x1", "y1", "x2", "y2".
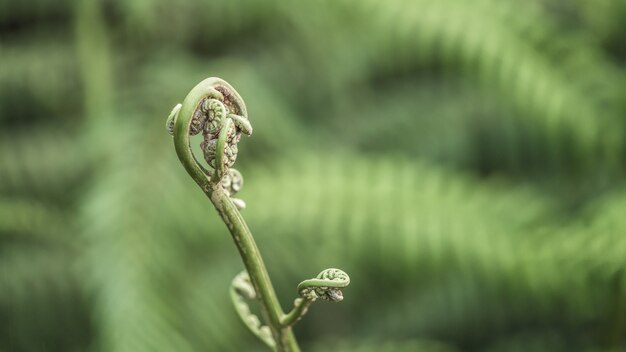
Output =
[{"x1": 214, "y1": 85, "x2": 246, "y2": 116}]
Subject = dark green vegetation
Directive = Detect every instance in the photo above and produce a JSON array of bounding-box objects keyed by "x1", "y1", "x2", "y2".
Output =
[{"x1": 1, "y1": 0, "x2": 625, "y2": 351}]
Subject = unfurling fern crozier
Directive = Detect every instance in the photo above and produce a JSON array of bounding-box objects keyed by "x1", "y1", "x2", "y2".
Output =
[{"x1": 166, "y1": 77, "x2": 349, "y2": 352}]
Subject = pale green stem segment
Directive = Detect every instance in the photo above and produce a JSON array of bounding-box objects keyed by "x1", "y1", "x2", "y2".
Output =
[
  {"x1": 168, "y1": 77, "x2": 349, "y2": 351},
  {"x1": 281, "y1": 298, "x2": 314, "y2": 327},
  {"x1": 213, "y1": 186, "x2": 299, "y2": 351}
]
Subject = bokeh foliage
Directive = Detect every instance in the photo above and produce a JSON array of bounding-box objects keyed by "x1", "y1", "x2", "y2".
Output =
[{"x1": 1, "y1": 0, "x2": 625, "y2": 351}]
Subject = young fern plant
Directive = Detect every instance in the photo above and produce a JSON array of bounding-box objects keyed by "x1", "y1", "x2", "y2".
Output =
[{"x1": 166, "y1": 77, "x2": 350, "y2": 351}]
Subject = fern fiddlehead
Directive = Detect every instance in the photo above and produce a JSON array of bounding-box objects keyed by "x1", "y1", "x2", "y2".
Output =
[
  {"x1": 282, "y1": 269, "x2": 351, "y2": 327},
  {"x1": 166, "y1": 77, "x2": 349, "y2": 351},
  {"x1": 230, "y1": 271, "x2": 276, "y2": 349},
  {"x1": 297, "y1": 268, "x2": 351, "y2": 302}
]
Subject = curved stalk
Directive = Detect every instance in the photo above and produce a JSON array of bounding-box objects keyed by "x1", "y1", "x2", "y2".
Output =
[
  {"x1": 281, "y1": 298, "x2": 314, "y2": 327},
  {"x1": 169, "y1": 78, "x2": 299, "y2": 351},
  {"x1": 167, "y1": 77, "x2": 348, "y2": 351},
  {"x1": 213, "y1": 187, "x2": 300, "y2": 351}
]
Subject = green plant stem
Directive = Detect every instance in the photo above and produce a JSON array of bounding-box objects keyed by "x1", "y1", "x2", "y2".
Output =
[
  {"x1": 281, "y1": 298, "x2": 314, "y2": 327},
  {"x1": 171, "y1": 80, "x2": 300, "y2": 350},
  {"x1": 211, "y1": 185, "x2": 300, "y2": 351},
  {"x1": 171, "y1": 78, "x2": 347, "y2": 351}
]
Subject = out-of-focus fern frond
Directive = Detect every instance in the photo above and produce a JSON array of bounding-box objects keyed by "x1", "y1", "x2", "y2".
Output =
[
  {"x1": 243, "y1": 154, "x2": 624, "y2": 347},
  {"x1": 104, "y1": 0, "x2": 281, "y2": 51},
  {"x1": 0, "y1": 39, "x2": 82, "y2": 123},
  {"x1": 312, "y1": 338, "x2": 459, "y2": 352},
  {"x1": 0, "y1": 198, "x2": 70, "y2": 244},
  {"x1": 0, "y1": 129, "x2": 87, "y2": 199},
  {"x1": 0, "y1": 246, "x2": 91, "y2": 352},
  {"x1": 351, "y1": 0, "x2": 623, "y2": 162},
  {"x1": 0, "y1": 198, "x2": 89, "y2": 352},
  {"x1": 0, "y1": 0, "x2": 72, "y2": 27}
]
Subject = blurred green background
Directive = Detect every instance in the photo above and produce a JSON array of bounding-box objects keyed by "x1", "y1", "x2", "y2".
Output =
[{"x1": 1, "y1": 0, "x2": 626, "y2": 351}]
